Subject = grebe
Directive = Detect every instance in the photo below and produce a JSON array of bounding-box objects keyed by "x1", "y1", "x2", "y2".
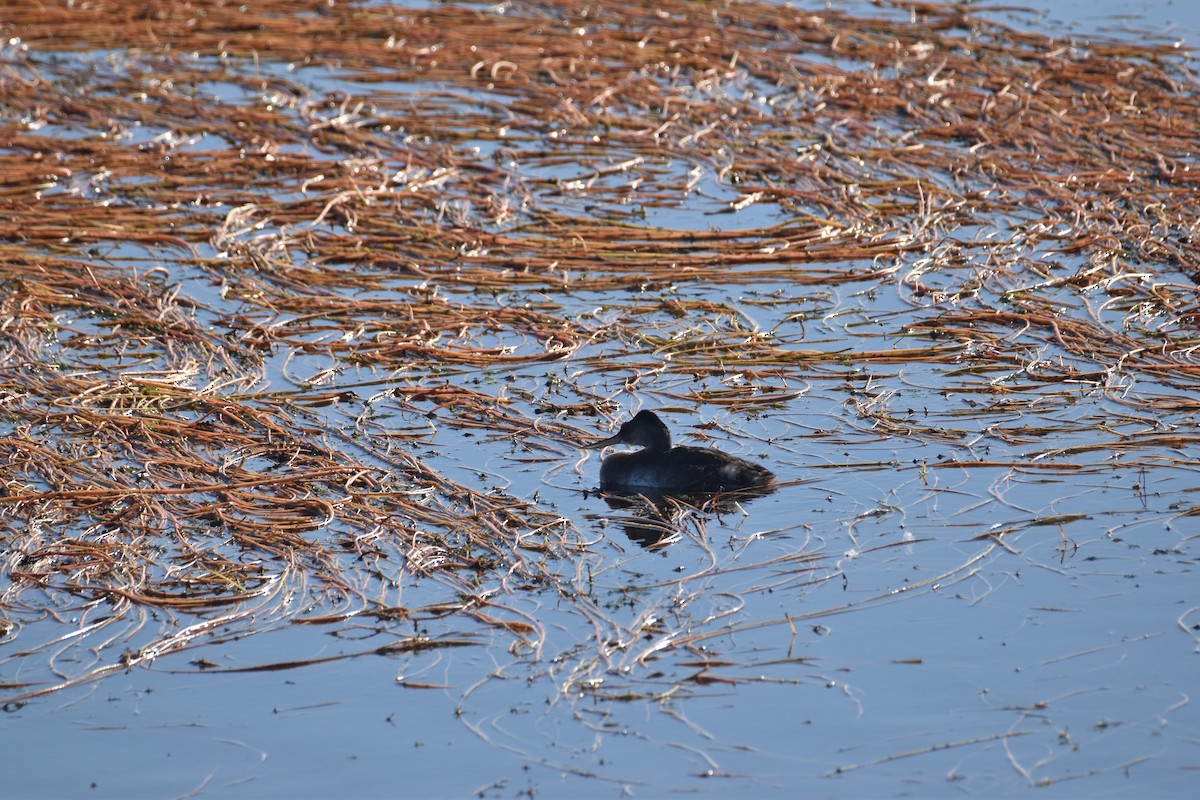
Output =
[{"x1": 583, "y1": 410, "x2": 775, "y2": 493}]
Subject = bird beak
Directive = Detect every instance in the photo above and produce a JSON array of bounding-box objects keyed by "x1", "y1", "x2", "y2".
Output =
[{"x1": 582, "y1": 433, "x2": 622, "y2": 450}]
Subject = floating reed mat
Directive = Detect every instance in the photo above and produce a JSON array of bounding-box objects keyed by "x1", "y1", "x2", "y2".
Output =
[{"x1": 1, "y1": 0, "x2": 1198, "y2": 701}]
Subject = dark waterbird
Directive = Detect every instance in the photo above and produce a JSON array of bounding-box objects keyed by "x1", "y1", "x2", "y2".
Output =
[{"x1": 583, "y1": 410, "x2": 775, "y2": 493}]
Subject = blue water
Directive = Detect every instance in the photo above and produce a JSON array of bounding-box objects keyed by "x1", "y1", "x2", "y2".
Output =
[{"x1": 4, "y1": 1, "x2": 1200, "y2": 797}]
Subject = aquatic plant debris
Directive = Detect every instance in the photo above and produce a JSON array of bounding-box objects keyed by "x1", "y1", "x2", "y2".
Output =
[{"x1": 1, "y1": 0, "x2": 1198, "y2": 792}]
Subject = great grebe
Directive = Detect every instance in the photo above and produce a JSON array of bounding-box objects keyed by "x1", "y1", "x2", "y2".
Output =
[{"x1": 583, "y1": 410, "x2": 775, "y2": 493}]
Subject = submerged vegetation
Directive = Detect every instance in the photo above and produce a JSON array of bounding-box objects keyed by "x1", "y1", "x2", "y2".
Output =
[{"x1": 1, "y1": 0, "x2": 1198, "y2": 791}]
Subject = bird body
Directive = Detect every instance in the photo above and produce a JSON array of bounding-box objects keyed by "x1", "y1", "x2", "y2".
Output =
[{"x1": 583, "y1": 410, "x2": 775, "y2": 493}]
